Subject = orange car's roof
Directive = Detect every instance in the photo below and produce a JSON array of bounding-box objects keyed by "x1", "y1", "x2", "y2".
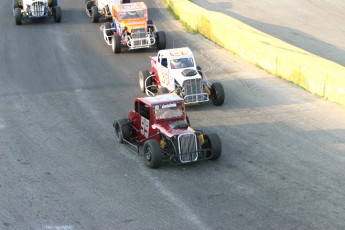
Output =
[{"x1": 113, "y1": 2, "x2": 147, "y2": 12}]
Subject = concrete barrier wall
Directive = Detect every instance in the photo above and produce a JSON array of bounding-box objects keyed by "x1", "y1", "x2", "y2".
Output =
[{"x1": 165, "y1": 0, "x2": 345, "y2": 106}]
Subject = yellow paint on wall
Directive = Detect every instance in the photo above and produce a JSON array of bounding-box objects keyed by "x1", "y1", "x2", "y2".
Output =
[{"x1": 165, "y1": 0, "x2": 345, "y2": 106}]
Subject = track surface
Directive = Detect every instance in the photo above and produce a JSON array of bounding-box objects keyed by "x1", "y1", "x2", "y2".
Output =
[
  {"x1": 1, "y1": 0, "x2": 345, "y2": 229},
  {"x1": 192, "y1": 0, "x2": 345, "y2": 66}
]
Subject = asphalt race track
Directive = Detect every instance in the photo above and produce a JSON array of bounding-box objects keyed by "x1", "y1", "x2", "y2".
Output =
[
  {"x1": 192, "y1": 0, "x2": 345, "y2": 67},
  {"x1": 1, "y1": 0, "x2": 345, "y2": 229}
]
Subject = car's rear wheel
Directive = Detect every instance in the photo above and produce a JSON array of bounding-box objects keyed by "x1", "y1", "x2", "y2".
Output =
[
  {"x1": 139, "y1": 70, "x2": 151, "y2": 93},
  {"x1": 112, "y1": 34, "x2": 121, "y2": 53},
  {"x1": 53, "y1": 6, "x2": 61, "y2": 23},
  {"x1": 203, "y1": 133, "x2": 222, "y2": 160},
  {"x1": 121, "y1": 0, "x2": 130, "y2": 3},
  {"x1": 156, "y1": 31, "x2": 166, "y2": 50},
  {"x1": 157, "y1": 87, "x2": 168, "y2": 95},
  {"x1": 143, "y1": 140, "x2": 162, "y2": 168},
  {"x1": 14, "y1": 8, "x2": 22, "y2": 25},
  {"x1": 114, "y1": 118, "x2": 130, "y2": 143},
  {"x1": 104, "y1": 22, "x2": 113, "y2": 37},
  {"x1": 210, "y1": 82, "x2": 225, "y2": 106},
  {"x1": 86, "y1": 1, "x2": 94, "y2": 11},
  {"x1": 91, "y1": 6, "x2": 99, "y2": 23}
]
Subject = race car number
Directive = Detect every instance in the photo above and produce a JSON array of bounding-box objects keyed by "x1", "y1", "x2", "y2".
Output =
[
  {"x1": 169, "y1": 49, "x2": 189, "y2": 56},
  {"x1": 160, "y1": 68, "x2": 168, "y2": 85},
  {"x1": 140, "y1": 117, "x2": 149, "y2": 138}
]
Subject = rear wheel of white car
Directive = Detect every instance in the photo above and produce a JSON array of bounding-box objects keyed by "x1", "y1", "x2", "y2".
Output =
[
  {"x1": 139, "y1": 70, "x2": 151, "y2": 93},
  {"x1": 158, "y1": 87, "x2": 168, "y2": 95},
  {"x1": 53, "y1": 6, "x2": 61, "y2": 23},
  {"x1": 203, "y1": 133, "x2": 222, "y2": 160},
  {"x1": 114, "y1": 118, "x2": 130, "y2": 143},
  {"x1": 91, "y1": 6, "x2": 99, "y2": 23},
  {"x1": 104, "y1": 22, "x2": 113, "y2": 37},
  {"x1": 144, "y1": 140, "x2": 162, "y2": 168},
  {"x1": 121, "y1": 0, "x2": 131, "y2": 3},
  {"x1": 210, "y1": 82, "x2": 225, "y2": 106},
  {"x1": 156, "y1": 31, "x2": 166, "y2": 50},
  {"x1": 14, "y1": 8, "x2": 22, "y2": 25},
  {"x1": 112, "y1": 34, "x2": 121, "y2": 53}
]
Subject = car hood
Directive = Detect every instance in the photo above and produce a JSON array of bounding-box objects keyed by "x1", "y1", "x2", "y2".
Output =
[
  {"x1": 170, "y1": 68, "x2": 202, "y2": 86},
  {"x1": 152, "y1": 121, "x2": 195, "y2": 138}
]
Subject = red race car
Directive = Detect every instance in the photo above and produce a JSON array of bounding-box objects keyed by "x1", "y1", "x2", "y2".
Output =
[{"x1": 113, "y1": 93, "x2": 222, "y2": 168}]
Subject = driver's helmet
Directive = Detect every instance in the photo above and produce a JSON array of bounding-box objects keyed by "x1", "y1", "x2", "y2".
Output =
[{"x1": 170, "y1": 59, "x2": 181, "y2": 69}]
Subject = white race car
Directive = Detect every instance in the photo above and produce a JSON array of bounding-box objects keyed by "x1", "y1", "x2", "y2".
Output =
[
  {"x1": 13, "y1": 0, "x2": 61, "y2": 25},
  {"x1": 85, "y1": 0, "x2": 130, "y2": 23},
  {"x1": 139, "y1": 47, "x2": 225, "y2": 106}
]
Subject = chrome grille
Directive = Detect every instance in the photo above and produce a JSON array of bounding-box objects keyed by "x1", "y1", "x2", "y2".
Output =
[
  {"x1": 178, "y1": 133, "x2": 198, "y2": 163},
  {"x1": 131, "y1": 28, "x2": 148, "y2": 46},
  {"x1": 183, "y1": 79, "x2": 208, "y2": 103},
  {"x1": 31, "y1": 2, "x2": 45, "y2": 17}
]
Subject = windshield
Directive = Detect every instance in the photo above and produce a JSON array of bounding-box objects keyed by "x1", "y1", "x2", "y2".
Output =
[
  {"x1": 119, "y1": 10, "x2": 145, "y2": 20},
  {"x1": 154, "y1": 103, "x2": 184, "y2": 120},
  {"x1": 170, "y1": 57, "x2": 194, "y2": 69}
]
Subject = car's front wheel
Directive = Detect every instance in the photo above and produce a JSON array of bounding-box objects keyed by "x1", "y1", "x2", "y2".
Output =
[
  {"x1": 14, "y1": 8, "x2": 22, "y2": 25},
  {"x1": 53, "y1": 6, "x2": 61, "y2": 23},
  {"x1": 203, "y1": 133, "x2": 222, "y2": 160},
  {"x1": 112, "y1": 34, "x2": 121, "y2": 53},
  {"x1": 143, "y1": 140, "x2": 162, "y2": 168},
  {"x1": 113, "y1": 118, "x2": 130, "y2": 143},
  {"x1": 139, "y1": 70, "x2": 151, "y2": 93},
  {"x1": 156, "y1": 31, "x2": 166, "y2": 50},
  {"x1": 210, "y1": 82, "x2": 225, "y2": 106}
]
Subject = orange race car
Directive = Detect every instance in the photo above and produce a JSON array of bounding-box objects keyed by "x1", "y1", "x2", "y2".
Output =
[{"x1": 100, "y1": 2, "x2": 166, "y2": 53}]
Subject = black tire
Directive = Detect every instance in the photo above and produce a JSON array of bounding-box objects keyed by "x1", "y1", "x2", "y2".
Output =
[
  {"x1": 91, "y1": 6, "x2": 99, "y2": 23},
  {"x1": 53, "y1": 6, "x2": 61, "y2": 23},
  {"x1": 49, "y1": 0, "x2": 57, "y2": 7},
  {"x1": 139, "y1": 70, "x2": 151, "y2": 93},
  {"x1": 86, "y1": 1, "x2": 94, "y2": 11},
  {"x1": 210, "y1": 82, "x2": 225, "y2": 106},
  {"x1": 156, "y1": 31, "x2": 166, "y2": 50},
  {"x1": 203, "y1": 133, "x2": 222, "y2": 160},
  {"x1": 157, "y1": 87, "x2": 168, "y2": 95},
  {"x1": 104, "y1": 22, "x2": 113, "y2": 37},
  {"x1": 13, "y1": 0, "x2": 20, "y2": 9},
  {"x1": 112, "y1": 34, "x2": 121, "y2": 53},
  {"x1": 147, "y1": 19, "x2": 154, "y2": 32},
  {"x1": 114, "y1": 118, "x2": 130, "y2": 143},
  {"x1": 14, "y1": 8, "x2": 22, "y2": 25},
  {"x1": 121, "y1": 0, "x2": 130, "y2": 3},
  {"x1": 196, "y1": 66, "x2": 204, "y2": 79},
  {"x1": 143, "y1": 140, "x2": 162, "y2": 168},
  {"x1": 186, "y1": 115, "x2": 190, "y2": 126}
]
